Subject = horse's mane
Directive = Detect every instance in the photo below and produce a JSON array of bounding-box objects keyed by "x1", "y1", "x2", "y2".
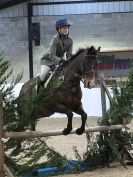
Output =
[
  {"x1": 69, "y1": 48, "x2": 85, "y2": 61},
  {"x1": 68, "y1": 46, "x2": 97, "y2": 63}
]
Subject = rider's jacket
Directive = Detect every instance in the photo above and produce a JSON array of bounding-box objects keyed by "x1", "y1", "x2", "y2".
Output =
[{"x1": 41, "y1": 34, "x2": 73, "y2": 66}]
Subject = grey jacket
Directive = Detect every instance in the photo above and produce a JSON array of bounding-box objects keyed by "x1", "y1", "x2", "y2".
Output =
[{"x1": 41, "y1": 34, "x2": 73, "y2": 66}]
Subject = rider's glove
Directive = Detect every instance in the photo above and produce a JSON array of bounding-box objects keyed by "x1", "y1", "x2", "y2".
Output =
[{"x1": 59, "y1": 59, "x2": 67, "y2": 66}]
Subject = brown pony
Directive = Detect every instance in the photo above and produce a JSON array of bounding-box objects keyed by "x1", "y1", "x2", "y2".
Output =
[{"x1": 18, "y1": 46, "x2": 100, "y2": 135}]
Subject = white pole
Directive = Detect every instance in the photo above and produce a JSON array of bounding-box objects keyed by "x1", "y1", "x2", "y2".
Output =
[{"x1": 5, "y1": 125, "x2": 125, "y2": 139}]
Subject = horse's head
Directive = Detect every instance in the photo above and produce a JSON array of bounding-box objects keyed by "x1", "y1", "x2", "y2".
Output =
[
  {"x1": 82, "y1": 46, "x2": 100, "y2": 88},
  {"x1": 64, "y1": 46, "x2": 100, "y2": 88}
]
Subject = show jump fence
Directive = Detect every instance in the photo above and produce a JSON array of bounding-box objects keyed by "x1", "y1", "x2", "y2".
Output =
[{"x1": 0, "y1": 76, "x2": 128, "y2": 177}]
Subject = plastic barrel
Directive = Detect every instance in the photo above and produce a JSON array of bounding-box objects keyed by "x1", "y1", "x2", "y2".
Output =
[{"x1": 37, "y1": 167, "x2": 59, "y2": 176}]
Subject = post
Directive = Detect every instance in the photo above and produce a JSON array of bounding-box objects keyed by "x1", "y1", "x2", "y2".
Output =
[
  {"x1": 0, "y1": 95, "x2": 5, "y2": 177},
  {"x1": 101, "y1": 78, "x2": 112, "y2": 103},
  {"x1": 3, "y1": 164, "x2": 14, "y2": 177},
  {"x1": 27, "y1": 2, "x2": 33, "y2": 79},
  {"x1": 100, "y1": 74, "x2": 106, "y2": 118}
]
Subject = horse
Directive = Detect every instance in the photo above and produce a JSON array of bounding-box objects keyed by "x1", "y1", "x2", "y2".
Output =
[{"x1": 18, "y1": 46, "x2": 100, "y2": 135}]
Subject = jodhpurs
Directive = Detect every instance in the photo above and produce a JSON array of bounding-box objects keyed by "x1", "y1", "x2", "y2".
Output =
[{"x1": 40, "y1": 65, "x2": 50, "y2": 81}]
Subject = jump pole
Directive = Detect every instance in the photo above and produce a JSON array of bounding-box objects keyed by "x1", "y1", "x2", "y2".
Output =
[{"x1": 5, "y1": 124, "x2": 125, "y2": 139}]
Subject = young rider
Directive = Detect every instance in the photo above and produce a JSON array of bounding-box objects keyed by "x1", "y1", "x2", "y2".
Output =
[{"x1": 39, "y1": 17, "x2": 73, "y2": 88}]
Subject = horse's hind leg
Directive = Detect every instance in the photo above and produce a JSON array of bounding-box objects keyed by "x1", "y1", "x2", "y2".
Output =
[{"x1": 74, "y1": 104, "x2": 87, "y2": 135}]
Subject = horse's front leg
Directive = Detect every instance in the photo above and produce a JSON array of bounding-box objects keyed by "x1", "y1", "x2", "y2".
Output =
[
  {"x1": 55, "y1": 103, "x2": 73, "y2": 135},
  {"x1": 75, "y1": 104, "x2": 87, "y2": 135},
  {"x1": 63, "y1": 111, "x2": 73, "y2": 135}
]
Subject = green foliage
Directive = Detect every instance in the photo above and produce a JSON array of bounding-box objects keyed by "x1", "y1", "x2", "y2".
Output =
[
  {"x1": 6, "y1": 138, "x2": 67, "y2": 175},
  {"x1": 75, "y1": 68, "x2": 133, "y2": 170},
  {"x1": 0, "y1": 56, "x2": 21, "y2": 98},
  {"x1": 0, "y1": 52, "x2": 66, "y2": 176},
  {"x1": 0, "y1": 53, "x2": 22, "y2": 130},
  {"x1": 101, "y1": 69, "x2": 133, "y2": 125}
]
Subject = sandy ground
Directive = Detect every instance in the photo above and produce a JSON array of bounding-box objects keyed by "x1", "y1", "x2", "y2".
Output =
[{"x1": 36, "y1": 116, "x2": 133, "y2": 177}]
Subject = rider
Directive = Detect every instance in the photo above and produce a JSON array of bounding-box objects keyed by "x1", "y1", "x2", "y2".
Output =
[{"x1": 39, "y1": 17, "x2": 73, "y2": 88}]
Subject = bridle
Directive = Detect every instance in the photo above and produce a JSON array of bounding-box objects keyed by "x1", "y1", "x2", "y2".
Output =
[
  {"x1": 79, "y1": 54, "x2": 98, "y2": 80},
  {"x1": 80, "y1": 54, "x2": 98, "y2": 86}
]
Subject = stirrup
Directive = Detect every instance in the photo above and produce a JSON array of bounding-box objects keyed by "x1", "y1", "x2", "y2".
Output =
[{"x1": 40, "y1": 81, "x2": 44, "y2": 87}]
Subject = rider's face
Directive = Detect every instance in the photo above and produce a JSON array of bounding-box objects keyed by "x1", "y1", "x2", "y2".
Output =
[{"x1": 59, "y1": 26, "x2": 69, "y2": 36}]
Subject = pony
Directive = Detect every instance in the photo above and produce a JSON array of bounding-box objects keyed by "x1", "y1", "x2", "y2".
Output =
[{"x1": 18, "y1": 46, "x2": 100, "y2": 135}]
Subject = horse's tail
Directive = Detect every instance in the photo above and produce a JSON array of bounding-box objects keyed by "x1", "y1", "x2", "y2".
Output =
[{"x1": 17, "y1": 77, "x2": 38, "y2": 118}]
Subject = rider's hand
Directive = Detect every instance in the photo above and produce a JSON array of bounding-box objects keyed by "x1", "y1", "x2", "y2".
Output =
[{"x1": 59, "y1": 59, "x2": 67, "y2": 66}]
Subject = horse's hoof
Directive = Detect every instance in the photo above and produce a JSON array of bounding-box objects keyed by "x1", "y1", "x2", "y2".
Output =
[
  {"x1": 63, "y1": 128, "x2": 71, "y2": 135},
  {"x1": 76, "y1": 128, "x2": 84, "y2": 135}
]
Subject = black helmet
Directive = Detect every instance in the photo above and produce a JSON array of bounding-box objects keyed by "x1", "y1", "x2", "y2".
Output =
[{"x1": 55, "y1": 18, "x2": 71, "y2": 30}]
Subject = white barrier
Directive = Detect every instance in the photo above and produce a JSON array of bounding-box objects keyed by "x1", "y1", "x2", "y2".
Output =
[{"x1": 5, "y1": 125, "x2": 125, "y2": 139}]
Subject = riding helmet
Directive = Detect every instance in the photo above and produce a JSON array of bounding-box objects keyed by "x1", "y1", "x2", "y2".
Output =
[{"x1": 55, "y1": 18, "x2": 71, "y2": 30}]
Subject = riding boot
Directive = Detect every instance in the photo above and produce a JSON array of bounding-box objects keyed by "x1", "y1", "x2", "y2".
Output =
[
  {"x1": 40, "y1": 81, "x2": 45, "y2": 87},
  {"x1": 37, "y1": 80, "x2": 44, "y2": 94}
]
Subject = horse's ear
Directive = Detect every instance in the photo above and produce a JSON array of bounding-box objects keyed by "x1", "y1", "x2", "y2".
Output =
[
  {"x1": 88, "y1": 46, "x2": 95, "y2": 54},
  {"x1": 90, "y1": 46, "x2": 94, "y2": 50}
]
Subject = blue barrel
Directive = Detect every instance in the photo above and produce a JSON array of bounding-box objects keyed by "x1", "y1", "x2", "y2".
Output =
[
  {"x1": 37, "y1": 167, "x2": 59, "y2": 176},
  {"x1": 22, "y1": 160, "x2": 89, "y2": 176}
]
